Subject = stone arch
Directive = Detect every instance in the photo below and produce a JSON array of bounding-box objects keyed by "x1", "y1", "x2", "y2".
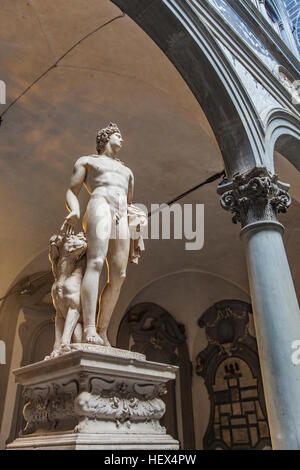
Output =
[
  {"x1": 111, "y1": 0, "x2": 261, "y2": 177},
  {"x1": 265, "y1": 0, "x2": 281, "y2": 22},
  {"x1": 27, "y1": 320, "x2": 55, "y2": 364},
  {"x1": 266, "y1": 0, "x2": 281, "y2": 20},
  {"x1": 265, "y1": 108, "x2": 300, "y2": 172}
]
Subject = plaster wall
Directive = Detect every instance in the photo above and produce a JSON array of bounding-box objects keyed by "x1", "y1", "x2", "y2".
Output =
[
  {"x1": 0, "y1": 308, "x2": 24, "y2": 450},
  {"x1": 110, "y1": 270, "x2": 252, "y2": 449}
]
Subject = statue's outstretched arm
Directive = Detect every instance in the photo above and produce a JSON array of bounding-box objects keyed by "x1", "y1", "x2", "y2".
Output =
[{"x1": 61, "y1": 157, "x2": 87, "y2": 235}]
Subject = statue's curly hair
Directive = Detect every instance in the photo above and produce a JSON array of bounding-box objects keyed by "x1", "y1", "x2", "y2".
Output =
[{"x1": 96, "y1": 122, "x2": 121, "y2": 154}]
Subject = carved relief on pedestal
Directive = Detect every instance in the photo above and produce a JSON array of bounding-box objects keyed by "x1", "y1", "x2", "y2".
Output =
[
  {"x1": 218, "y1": 167, "x2": 291, "y2": 227},
  {"x1": 19, "y1": 369, "x2": 168, "y2": 437},
  {"x1": 75, "y1": 378, "x2": 167, "y2": 434},
  {"x1": 21, "y1": 380, "x2": 78, "y2": 435}
]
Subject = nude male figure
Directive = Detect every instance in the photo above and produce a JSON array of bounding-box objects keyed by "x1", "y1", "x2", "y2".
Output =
[{"x1": 62, "y1": 123, "x2": 133, "y2": 346}]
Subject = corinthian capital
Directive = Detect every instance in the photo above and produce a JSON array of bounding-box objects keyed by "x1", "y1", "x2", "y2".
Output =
[{"x1": 217, "y1": 167, "x2": 291, "y2": 228}]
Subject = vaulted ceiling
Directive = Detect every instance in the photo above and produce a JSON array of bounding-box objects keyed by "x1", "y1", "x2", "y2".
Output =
[{"x1": 0, "y1": 0, "x2": 299, "y2": 305}]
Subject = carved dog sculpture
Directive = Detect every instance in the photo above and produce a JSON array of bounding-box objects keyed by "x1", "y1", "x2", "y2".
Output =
[{"x1": 47, "y1": 232, "x2": 87, "y2": 358}]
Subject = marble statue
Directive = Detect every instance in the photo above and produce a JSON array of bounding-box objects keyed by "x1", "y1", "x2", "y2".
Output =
[
  {"x1": 11, "y1": 127, "x2": 178, "y2": 449},
  {"x1": 48, "y1": 123, "x2": 146, "y2": 357}
]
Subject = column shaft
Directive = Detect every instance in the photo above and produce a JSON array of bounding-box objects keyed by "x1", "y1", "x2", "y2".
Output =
[{"x1": 242, "y1": 222, "x2": 300, "y2": 449}]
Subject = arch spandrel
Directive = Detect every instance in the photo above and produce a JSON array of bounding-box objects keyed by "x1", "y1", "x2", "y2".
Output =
[
  {"x1": 111, "y1": 0, "x2": 260, "y2": 177},
  {"x1": 111, "y1": 0, "x2": 300, "y2": 179}
]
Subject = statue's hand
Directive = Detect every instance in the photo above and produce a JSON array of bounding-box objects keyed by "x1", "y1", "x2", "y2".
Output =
[{"x1": 60, "y1": 211, "x2": 79, "y2": 235}]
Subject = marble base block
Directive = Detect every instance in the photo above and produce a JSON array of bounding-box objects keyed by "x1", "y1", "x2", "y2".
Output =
[{"x1": 7, "y1": 347, "x2": 179, "y2": 450}]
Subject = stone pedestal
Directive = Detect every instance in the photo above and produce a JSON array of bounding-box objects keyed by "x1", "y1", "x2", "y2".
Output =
[{"x1": 7, "y1": 346, "x2": 179, "y2": 450}]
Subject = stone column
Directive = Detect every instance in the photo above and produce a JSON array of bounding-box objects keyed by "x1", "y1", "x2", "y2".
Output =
[{"x1": 218, "y1": 167, "x2": 300, "y2": 450}]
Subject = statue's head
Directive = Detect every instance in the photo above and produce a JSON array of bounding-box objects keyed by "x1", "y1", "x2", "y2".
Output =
[
  {"x1": 96, "y1": 122, "x2": 123, "y2": 155},
  {"x1": 62, "y1": 232, "x2": 87, "y2": 259},
  {"x1": 49, "y1": 232, "x2": 87, "y2": 263}
]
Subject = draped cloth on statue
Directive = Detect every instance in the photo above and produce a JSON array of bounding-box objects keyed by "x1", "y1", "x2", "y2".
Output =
[{"x1": 127, "y1": 204, "x2": 147, "y2": 264}]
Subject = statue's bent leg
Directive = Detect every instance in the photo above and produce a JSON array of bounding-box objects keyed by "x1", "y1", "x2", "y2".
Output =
[
  {"x1": 72, "y1": 322, "x2": 82, "y2": 343},
  {"x1": 97, "y1": 219, "x2": 130, "y2": 346},
  {"x1": 45, "y1": 311, "x2": 64, "y2": 358},
  {"x1": 54, "y1": 314, "x2": 64, "y2": 351},
  {"x1": 81, "y1": 198, "x2": 111, "y2": 345},
  {"x1": 61, "y1": 307, "x2": 80, "y2": 346}
]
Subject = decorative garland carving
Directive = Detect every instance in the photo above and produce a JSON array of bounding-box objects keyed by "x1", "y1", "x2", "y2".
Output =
[
  {"x1": 75, "y1": 390, "x2": 166, "y2": 432},
  {"x1": 74, "y1": 376, "x2": 166, "y2": 431},
  {"x1": 20, "y1": 373, "x2": 167, "y2": 436}
]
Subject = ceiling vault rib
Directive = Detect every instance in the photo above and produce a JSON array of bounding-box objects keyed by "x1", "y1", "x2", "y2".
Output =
[{"x1": 30, "y1": 0, "x2": 57, "y2": 62}]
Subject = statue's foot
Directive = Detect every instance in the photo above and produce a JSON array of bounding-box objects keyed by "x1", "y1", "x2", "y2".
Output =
[
  {"x1": 98, "y1": 328, "x2": 111, "y2": 347},
  {"x1": 83, "y1": 326, "x2": 104, "y2": 345},
  {"x1": 60, "y1": 342, "x2": 72, "y2": 352},
  {"x1": 44, "y1": 348, "x2": 61, "y2": 360}
]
